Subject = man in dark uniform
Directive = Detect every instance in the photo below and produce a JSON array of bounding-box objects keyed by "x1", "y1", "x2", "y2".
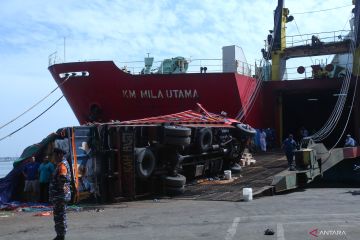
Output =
[
  {"x1": 49, "y1": 148, "x2": 71, "y2": 240},
  {"x1": 282, "y1": 134, "x2": 297, "y2": 170}
]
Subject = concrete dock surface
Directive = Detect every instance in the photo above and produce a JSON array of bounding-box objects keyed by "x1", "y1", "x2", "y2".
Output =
[{"x1": 1, "y1": 187, "x2": 360, "y2": 240}]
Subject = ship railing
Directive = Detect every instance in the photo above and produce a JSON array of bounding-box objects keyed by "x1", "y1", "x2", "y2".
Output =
[
  {"x1": 48, "y1": 49, "x2": 259, "y2": 77},
  {"x1": 187, "y1": 58, "x2": 255, "y2": 76},
  {"x1": 283, "y1": 62, "x2": 351, "y2": 80},
  {"x1": 48, "y1": 51, "x2": 59, "y2": 66},
  {"x1": 285, "y1": 29, "x2": 352, "y2": 48},
  {"x1": 114, "y1": 58, "x2": 258, "y2": 76},
  {"x1": 49, "y1": 52, "x2": 260, "y2": 77},
  {"x1": 48, "y1": 51, "x2": 108, "y2": 67}
]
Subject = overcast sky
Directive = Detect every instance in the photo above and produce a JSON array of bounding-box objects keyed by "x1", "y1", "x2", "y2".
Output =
[{"x1": 0, "y1": 0, "x2": 353, "y2": 157}]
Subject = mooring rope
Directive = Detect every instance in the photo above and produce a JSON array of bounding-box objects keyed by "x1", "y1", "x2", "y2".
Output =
[
  {"x1": 0, "y1": 96, "x2": 64, "y2": 142},
  {"x1": 0, "y1": 75, "x2": 70, "y2": 130}
]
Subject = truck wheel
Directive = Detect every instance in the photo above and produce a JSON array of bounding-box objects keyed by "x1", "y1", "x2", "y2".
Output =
[
  {"x1": 135, "y1": 148, "x2": 156, "y2": 179},
  {"x1": 164, "y1": 126, "x2": 191, "y2": 137},
  {"x1": 230, "y1": 163, "x2": 242, "y2": 173},
  {"x1": 165, "y1": 185, "x2": 185, "y2": 196},
  {"x1": 236, "y1": 123, "x2": 256, "y2": 135},
  {"x1": 196, "y1": 128, "x2": 213, "y2": 152},
  {"x1": 163, "y1": 136, "x2": 191, "y2": 146},
  {"x1": 163, "y1": 174, "x2": 186, "y2": 187}
]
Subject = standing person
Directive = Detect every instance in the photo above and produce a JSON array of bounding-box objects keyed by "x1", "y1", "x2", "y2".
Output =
[
  {"x1": 344, "y1": 134, "x2": 356, "y2": 147},
  {"x1": 38, "y1": 156, "x2": 55, "y2": 203},
  {"x1": 282, "y1": 134, "x2": 297, "y2": 170},
  {"x1": 49, "y1": 148, "x2": 71, "y2": 240},
  {"x1": 23, "y1": 156, "x2": 40, "y2": 202},
  {"x1": 300, "y1": 127, "x2": 309, "y2": 139},
  {"x1": 259, "y1": 129, "x2": 267, "y2": 152},
  {"x1": 82, "y1": 142, "x2": 97, "y2": 198}
]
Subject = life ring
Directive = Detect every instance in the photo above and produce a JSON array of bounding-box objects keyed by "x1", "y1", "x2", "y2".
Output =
[
  {"x1": 196, "y1": 128, "x2": 213, "y2": 152},
  {"x1": 135, "y1": 148, "x2": 156, "y2": 179},
  {"x1": 236, "y1": 123, "x2": 256, "y2": 135}
]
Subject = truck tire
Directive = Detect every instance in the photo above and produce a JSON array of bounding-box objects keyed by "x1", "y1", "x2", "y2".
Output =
[
  {"x1": 163, "y1": 174, "x2": 186, "y2": 187},
  {"x1": 163, "y1": 136, "x2": 191, "y2": 146},
  {"x1": 230, "y1": 163, "x2": 242, "y2": 173},
  {"x1": 164, "y1": 126, "x2": 191, "y2": 137},
  {"x1": 236, "y1": 123, "x2": 256, "y2": 135},
  {"x1": 135, "y1": 148, "x2": 156, "y2": 179},
  {"x1": 165, "y1": 185, "x2": 185, "y2": 196},
  {"x1": 196, "y1": 128, "x2": 213, "y2": 152}
]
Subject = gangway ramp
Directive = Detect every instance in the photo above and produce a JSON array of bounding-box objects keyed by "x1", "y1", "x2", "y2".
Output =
[
  {"x1": 272, "y1": 140, "x2": 360, "y2": 193},
  {"x1": 174, "y1": 143, "x2": 360, "y2": 202},
  {"x1": 176, "y1": 151, "x2": 288, "y2": 201}
]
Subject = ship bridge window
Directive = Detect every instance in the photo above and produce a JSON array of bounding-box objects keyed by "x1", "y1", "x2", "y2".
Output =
[{"x1": 59, "y1": 71, "x2": 89, "y2": 78}]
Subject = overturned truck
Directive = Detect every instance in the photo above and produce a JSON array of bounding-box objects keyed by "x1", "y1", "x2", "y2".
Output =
[{"x1": 2, "y1": 105, "x2": 256, "y2": 203}]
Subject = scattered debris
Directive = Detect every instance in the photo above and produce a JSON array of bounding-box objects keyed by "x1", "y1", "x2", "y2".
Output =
[
  {"x1": 353, "y1": 164, "x2": 360, "y2": 171},
  {"x1": 33, "y1": 211, "x2": 52, "y2": 217},
  {"x1": 68, "y1": 205, "x2": 83, "y2": 212},
  {"x1": 0, "y1": 212, "x2": 13, "y2": 218},
  {"x1": 240, "y1": 152, "x2": 256, "y2": 166},
  {"x1": 0, "y1": 202, "x2": 83, "y2": 213},
  {"x1": 198, "y1": 177, "x2": 238, "y2": 185},
  {"x1": 264, "y1": 228, "x2": 275, "y2": 235}
]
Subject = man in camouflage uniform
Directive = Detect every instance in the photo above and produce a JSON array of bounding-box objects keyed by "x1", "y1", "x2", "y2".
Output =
[{"x1": 49, "y1": 148, "x2": 71, "y2": 240}]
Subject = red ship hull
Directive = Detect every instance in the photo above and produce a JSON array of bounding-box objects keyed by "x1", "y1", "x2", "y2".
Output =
[
  {"x1": 48, "y1": 61, "x2": 262, "y2": 126},
  {"x1": 49, "y1": 61, "x2": 360, "y2": 146}
]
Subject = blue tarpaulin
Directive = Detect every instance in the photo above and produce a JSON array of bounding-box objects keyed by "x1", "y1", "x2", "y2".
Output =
[
  {"x1": 0, "y1": 133, "x2": 59, "y2": 204},
  {"x1": 0, "y1": 162, "x2": 26, "y2": 204},
  {"x1": 13, "y1": 133, "x2": 58, "y2": 167}
]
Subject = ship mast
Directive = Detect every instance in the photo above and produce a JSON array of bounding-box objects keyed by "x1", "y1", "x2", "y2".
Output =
[
  {"x1": 353, "y1": 0, "x2": 360, "y2": 76},
  {"x1": 271, "y1": 0, "x2": 290, "y2": 81},
  {"x1": 270, "y1": 0, "x2": 360, "y2": 79}
]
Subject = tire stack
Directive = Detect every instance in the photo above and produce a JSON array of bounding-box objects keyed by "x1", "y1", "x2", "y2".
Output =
[
  {"x1": 162, "y1": 126, "x2": 191, "y2": 146},
  {"x1": 163, "y1": 174, "x2": 186, "y2": 196}
]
